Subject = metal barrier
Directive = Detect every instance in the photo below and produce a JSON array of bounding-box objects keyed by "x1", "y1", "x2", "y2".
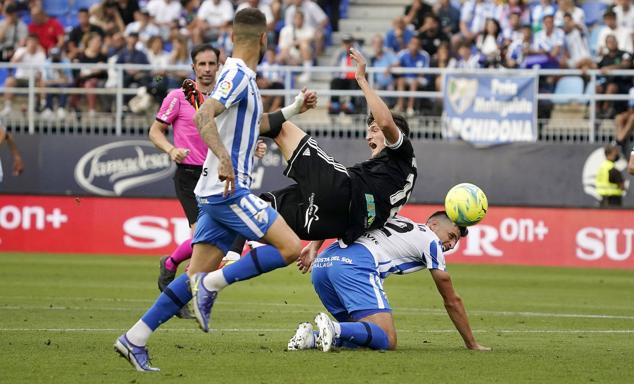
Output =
[{"x1": 1, "y1": 62, "x2": 632, "y2": 143}]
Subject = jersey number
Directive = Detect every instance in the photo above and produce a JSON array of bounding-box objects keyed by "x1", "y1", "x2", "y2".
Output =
[
  {"x1": 240, "y1": 194, "x2": 268, "y2": 216},
  {"x1": 380, "y1": 218, "x2": 414, "y2": 237},
  {"x1": 389, "y1": 173, "x2": 415, "y2": 218}
]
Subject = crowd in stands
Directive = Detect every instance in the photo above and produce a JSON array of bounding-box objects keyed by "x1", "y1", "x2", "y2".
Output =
[{"x1": 0, "y1": 0, "x2": 632, "y2": 124}]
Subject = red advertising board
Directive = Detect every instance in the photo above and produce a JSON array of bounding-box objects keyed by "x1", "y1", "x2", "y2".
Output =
[{"x1": 0, "y1": 195, "x2": 632, "y2": 269}]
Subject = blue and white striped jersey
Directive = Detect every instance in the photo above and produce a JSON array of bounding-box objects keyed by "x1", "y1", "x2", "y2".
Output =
[
  {"x1": 194, "y1": 57, "x2": 263, "y2": 198},
  {"x1": 354, "y1": 216, "x2": 447, "y2": 279}
]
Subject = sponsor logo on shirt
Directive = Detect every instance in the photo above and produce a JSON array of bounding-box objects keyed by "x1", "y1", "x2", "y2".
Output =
[{"x1": 217, "y1": 80, "x2": 233, "y2": 98}]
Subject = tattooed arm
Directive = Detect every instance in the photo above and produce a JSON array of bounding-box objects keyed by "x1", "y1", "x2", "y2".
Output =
[{"x1": 194, "y1": 98, "x2": 234, "y2": 196}]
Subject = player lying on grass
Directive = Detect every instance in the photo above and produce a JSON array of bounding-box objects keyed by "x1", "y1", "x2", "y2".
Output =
[
  {"x1": 188, "y1": 47, "x2": 419, "y2": 334},
  {"x1": 287, "y1": 212, "x2": 490, "y2": 352}
]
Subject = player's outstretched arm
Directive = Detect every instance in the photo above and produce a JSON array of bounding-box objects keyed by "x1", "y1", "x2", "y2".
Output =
[
  {"x1": 349, "y1": 47, "x2": 401, "y2": 145},
  {"x1": 259, "y1": 89, "x2": 317, "y2": 137},
  {"x1": 1, "y1": 130, "x2": 23, "y2": 176},
  {"x1": 430, "y1": 269, "x2": 490, "y2": 351},
  {"x1": 194, "y1": 98, "x2": 234, "y2": 196}
]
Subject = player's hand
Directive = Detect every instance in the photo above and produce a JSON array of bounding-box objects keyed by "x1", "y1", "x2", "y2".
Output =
[
  {"x1": 299, "y1": 88, "x2": 318, "y2": 113},
  {"x1": 467, "y1": 343, "x2": 491, "y2": 351},
  {"x1": 218, "y1": 156, "x2": 235, "y2": 197},
  {"x1": 12, "y1": 155, "x2": 24, "y2": 176},
  {"x1": 182, "y1": 79, "x2": 205, "y2": 111},
  {"x1": 349, "y1": 48, "x2": 367, "y2": 83},
  {"x1": 255, "y1": 139, "x2": 267, "y2": 159},
  {"x1": 297, "y1": 243, "x2": 318, "y2": 274},
  {"x1": 169, "y1": 147, "x2": 190, "y2": 163}
]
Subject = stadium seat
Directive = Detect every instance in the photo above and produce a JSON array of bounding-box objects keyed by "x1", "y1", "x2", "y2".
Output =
[
  {"x1": 582, "y1": 1, "x2": 607, "y2": 27},
  {"x1": 553, "y1": 76, "x2": 585, "y2": 104},
  {"x1": 43, "y1": 0, "x2": 69, "y2": 19}
]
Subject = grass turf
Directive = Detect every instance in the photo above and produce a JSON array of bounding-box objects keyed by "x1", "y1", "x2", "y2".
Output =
[{"x1": 1, "y1": 253, "x2": 633, "y2": 383}]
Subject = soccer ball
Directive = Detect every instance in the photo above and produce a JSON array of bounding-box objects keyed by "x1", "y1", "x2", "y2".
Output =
[{"x1": 444, "y1": 183, "x2": 488, "y2": 226}]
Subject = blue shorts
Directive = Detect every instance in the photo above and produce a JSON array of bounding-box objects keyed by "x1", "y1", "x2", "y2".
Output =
[
  {"x1": 192, "y1": 190, "x2": 278, "y2": 253},
  {"x1": 311, "y1": 242, "x2": 391, "y2": 321}
]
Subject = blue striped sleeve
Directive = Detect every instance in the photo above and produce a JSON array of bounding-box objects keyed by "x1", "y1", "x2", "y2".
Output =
[{"x1": 211, "y1": 68, "x2": 249, "y2": 109}]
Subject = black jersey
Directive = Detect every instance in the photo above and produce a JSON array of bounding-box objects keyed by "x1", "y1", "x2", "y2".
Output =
[{"x1": 344, "y1": 133, "x2": 417, "y2": 244}]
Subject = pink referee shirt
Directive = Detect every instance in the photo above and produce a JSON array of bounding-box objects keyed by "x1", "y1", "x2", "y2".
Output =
[{"x1": 155, "y1": 88, "x2": 208, "y2": 166}]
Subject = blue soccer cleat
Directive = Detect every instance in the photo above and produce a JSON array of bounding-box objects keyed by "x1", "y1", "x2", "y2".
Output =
[
  {"x1": 114, "y1": 334, "x2": 160, "y2": 372},
  {"x1": 190, "y1": 272, "x2": 218, "y2": 333}
]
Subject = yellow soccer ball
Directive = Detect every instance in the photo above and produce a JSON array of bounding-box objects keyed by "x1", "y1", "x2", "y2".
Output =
[{"x1": 444, "y1": 183, "x2": 488, "y2": 226}]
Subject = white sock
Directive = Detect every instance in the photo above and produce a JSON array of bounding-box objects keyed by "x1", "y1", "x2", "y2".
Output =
[
  {"x1": 202, "y1": 270, "x2": 229, "y2": 292},
  {"x1": 332, "y1": 321, "x2": 342, "y2": 338},
  {"x1": 223, "y1": 251, "x2": 241, "y2": 262},
  {"x1": 126, "y1": 320, "x2": 153, "y2": 347}
]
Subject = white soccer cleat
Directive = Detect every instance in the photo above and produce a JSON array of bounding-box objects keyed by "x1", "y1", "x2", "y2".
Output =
[
  {"x1": 315, "y1": 313, "x2": 336, "y2": 352},
  {"x1": 287, "y1": 322, "x2": 315, "y2": 351}
]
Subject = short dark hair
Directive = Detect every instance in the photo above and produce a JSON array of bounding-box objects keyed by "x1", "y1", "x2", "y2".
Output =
[
  {"x1": 234, "y1": 7, "x2": 267, "y2": 32},
  {"x1": 190, "y1": 43, "x2": 220, "y2": 64},
  {"x1": 366, "y1": 113, "x2": 410, "y2": 137},
  {"x1": 604, "y1": 10, "x2": 616, "y2": 19},
  {"x1": 428, "y1": 210, "x2": 469, "y2": 237},
  {"x1": 78, "y1": 7, "x2": 89, "y2": 13}
]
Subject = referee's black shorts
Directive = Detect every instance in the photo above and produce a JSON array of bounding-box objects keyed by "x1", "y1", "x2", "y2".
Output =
[
  {"x1": 173, "y1": 164, "x2": 202, "y2": 226},
  {"x1": 261, "y1": 135, "x2": 352, "y2": 240}
]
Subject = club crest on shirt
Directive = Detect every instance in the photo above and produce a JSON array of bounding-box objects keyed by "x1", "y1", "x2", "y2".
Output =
[{"x1": 217, "y1": 80, "x2": 233, "y2": 98}]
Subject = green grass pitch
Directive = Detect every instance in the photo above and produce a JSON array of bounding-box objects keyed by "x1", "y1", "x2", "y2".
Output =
[{"x1": 1, "y1": 253, "x2": 633, "y2": 383}]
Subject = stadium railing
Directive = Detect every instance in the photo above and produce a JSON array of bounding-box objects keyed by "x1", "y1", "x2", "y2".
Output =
[{"x1": 1, "y1": 62, "x2": 632, "y2": 144}]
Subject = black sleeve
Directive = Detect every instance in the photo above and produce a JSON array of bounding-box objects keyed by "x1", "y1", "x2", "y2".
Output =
[
  {"x1": 387, "y1": 134, "x2": 414, "y2": 159},
  {"x1": 609, "y1": 168, "x2": 623, "y2": 184}
]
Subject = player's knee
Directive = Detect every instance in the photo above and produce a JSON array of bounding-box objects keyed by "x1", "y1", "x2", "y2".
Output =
[{"x1": 387, "y1": 332, "x2": 397, "y2": 351}]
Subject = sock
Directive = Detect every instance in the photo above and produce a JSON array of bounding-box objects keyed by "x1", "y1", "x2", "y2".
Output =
[
  {"x1": 165, "y1": 239, "x2": 193, "y2": 271},
  {"x1": 338, "y1": 322, "x2": 390, "y2": 350},
  {"x1": 205, "y1": 245, "x2": 287, "y2": 289},
  {"x1": 126, "y1": 274, "x2": 192, "y2": 346}
]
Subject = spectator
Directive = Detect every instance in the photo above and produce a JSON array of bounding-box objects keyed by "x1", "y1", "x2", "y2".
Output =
[
  {"x1": 554, "y1": 0, "x2": 585, "y2": 31},
  {"x1": 532, "y1": 13, "x2": 564, "y2": 68},
  {"x1": 197, "y1": 0, "x2": 234, "y2": 41},
  {"x1": 41, "y1": 47, "x2": 73, "y2": 120},
  {"x1": 432, "y1": 42, "x2": 451, "y2": 91},
  {"x1": 0, "y1": 124, "x2": 24, "y2": 184},
  {"x1": 496, "y1": 0, "x2": 529, "y2": 39},
  {"x1": 72, "y1": 32, "x2": 109, "y2": 117},
  {"x1": 147, "y1": 0, "x2": 182, "y2": 28},
  {"x1": 115, "y1": 0, "x2": 141, "y2": 25},
  {"x1": 595, "y1": 143, "x2": 625, "y2": 207},
  {"x1": 597, "y1": 10, "x2": 633, "y2": 55},
  {"x1": 385, "y1": 16, "x2": 416, "y2": 53},
  {"x1": 237, "y1": 0, "x2": 275, "y2": 33},
  {"x1": 0, "y1": 4, "x2": 27, "y2": 62},
  {"x1": 613, "y1": 0, "x2": 634, "y2": 30},
  {"x1": 596, "y1": 35, "x2": 632, "y2": 118},
  {"x1": 285, "y1": 0, "x2": 329, "y2": 55},
  {"x1": 28, "y1": 4, "x2": 64, "y2": 53},
  {"x1": 166, "y1": 34, "x2": 192, "y2": 86},
  {"x1": 394, "y1": 36, "x2": 431, "y2": 116},
  {"x1": 257, "y1": 47, "x2": 285, "y2": 112},
  {"x1": 68, "y1": 8, "x2": 105, "y2": 60},
  {"x1": 116, "y1": 32, "x2": 150, "y2": 100},
  {"x1": 448, "y1": 40, "x2": 482, "y2": 68},
  {"x1": 530, "y1": 0, "x2": 557, "y2": 33},
  {"x1": 459, "y1": 0, "x2": 496, "y2": 43},
  {"x1": 90, "y1": 0, "x2": 126, "y2": 35},
  {"x1": 178, "y1": 0, "x2": 204, "y2": 44},
  {"x1": 369, "y1": 34, "x2": 397, "y2": 91},
  {"x1": 475, "y1": 18, "x2": 503, "y2": 67},
  {"x1": 1, "y1": 34, "x2": 45, "y2": 116},
  {"x1": 328, "y1": 34, "x2": 361, "y2": 114},
  {"x1": 418, "y1": 14, "x2": 449, "y2": 58},
  {"x1": 502, "y1": 7, "x2": 525, "y2": 45},
  {"x1": 146, "y1": 36, "x2": 172, "y2": 102},
  {"x1": 317, "y1": 0, "x2": 341, "y2": 32},
  {"x1": 278, "y1": 10, "x2": 315, "y2": 83},
  {"x1": 614, "y1": 87, "x2": 634, "y2": 155},
  {"x1": 561, "y1": 12, "x2": 594, "y2": 69},
  {"x1": 403, "y1": 0, "x2": 433, "y2": 31},
  {"x1": 505, "y1": 25, "x2": 536, "y2": 68},
  {"x1": 434, "y1": 0, "x2": 460, "y2": 38},
  {"x1": 125, "y1": 9, "x2": 161, "y2": 47},
  {"x1": 105, "y1": 31, "x2": 126, "y2": 57}
]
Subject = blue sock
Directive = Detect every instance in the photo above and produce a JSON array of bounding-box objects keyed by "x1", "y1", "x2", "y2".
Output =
[
  {"x1": 222, "y1": 245, "x2": 287, "y2": 284},
  {"x1": 141, "y1": 274, "x2": 192, "y2": 330},
  {"x1": 339, "y1": 322, "x2": 390, "y2": 350}
]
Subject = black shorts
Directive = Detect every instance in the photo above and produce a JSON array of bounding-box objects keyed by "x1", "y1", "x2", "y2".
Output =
[
  {"x1": 261, "y1": 136, "x2": 352, "y2": 240},
  {"x1": 173, "y1": 164, "x2": 202, "y2": 226}
]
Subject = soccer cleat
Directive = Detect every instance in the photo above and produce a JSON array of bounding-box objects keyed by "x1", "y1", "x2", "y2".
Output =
[
  {"x1": 190, "y1": 273, "x2": 218, "y2": 333},
  {"x1": 315, "y1": 313, "x2": 336, "y2": 352},
  {"x1": 158, "y1": 256, "x2": 176, "y2": 293},
  {"x1": 176, "y1": 302, "x2": 195, "y2": 319},
  {"x1": 114, "y1": 334, "x2": 160, "y2": 372},
  {"x1": 287, "y1": 322, "x2": 315, "y2": 351},
  {"x1": 182, "y1": 79, "x2": 205, "y2": 110}
]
